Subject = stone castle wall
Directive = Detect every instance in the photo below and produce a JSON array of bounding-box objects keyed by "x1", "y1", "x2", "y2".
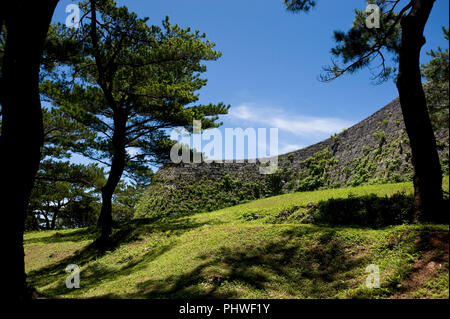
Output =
[
  {"x1": 156, "y1": 98, "x2": 448, "y2": 185},
  {"x1": 136, "y1": 98, "x2": 449, "y2": 218}
]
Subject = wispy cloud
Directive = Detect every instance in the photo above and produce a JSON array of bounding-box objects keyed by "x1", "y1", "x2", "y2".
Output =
[
  {"x1": 279, "y1": 144, "x2": 304, "y2": 154},
  {"x1": 228, "y1": 103, "x2": 353, "y2": 137}
]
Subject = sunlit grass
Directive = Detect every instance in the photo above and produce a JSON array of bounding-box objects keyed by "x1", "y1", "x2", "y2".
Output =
[{"x1": 24, "y1": 177, "x2": 449, "y2": 299}]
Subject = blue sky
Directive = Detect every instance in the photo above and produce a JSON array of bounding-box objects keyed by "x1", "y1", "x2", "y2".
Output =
[{"x1": 52, "y1": 0, "x2": 449, "y2": 162}]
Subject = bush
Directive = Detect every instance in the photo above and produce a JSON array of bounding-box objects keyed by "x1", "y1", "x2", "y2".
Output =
[
  {"x1": 265, "y1": 169, "x2": 285, "y2": 195},
  {"x1": 135, "y1": 175, "x2": 266, "y2": 219},
  {"x1": 310, "y1": 193, "x2": 416, "y2": 227},
  {"x1": 296, "y1": 149, "x2": 337, "y2": 192}
]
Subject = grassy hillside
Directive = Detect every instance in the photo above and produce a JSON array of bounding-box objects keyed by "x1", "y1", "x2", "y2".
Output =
[
  {"x1": 136, "y1": 100, "x2": 449, "y2": 221},
  {"x1": 25, "y1": 178, "x2": 449, "y2": 299}
]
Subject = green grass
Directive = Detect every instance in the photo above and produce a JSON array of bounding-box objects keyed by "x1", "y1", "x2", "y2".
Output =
[{"x1": 25, "y1": 178, "x2": 449, "y2": 299}]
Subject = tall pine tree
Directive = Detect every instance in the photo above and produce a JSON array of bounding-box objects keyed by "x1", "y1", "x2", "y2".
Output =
[
  {"x1": 0, "y1": 1, "x2": 59, "y2": 301},
  {"x1": 41, "y1": 0, "x2": 229, "y2": 246},
  {"x1": 283, "y1": 0, "x2": 443, "y2": 220}
]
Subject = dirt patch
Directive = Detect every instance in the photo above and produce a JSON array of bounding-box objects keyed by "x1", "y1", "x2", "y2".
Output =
[{"x1": 393, "y1": 231, "x2": 449, "y2": 299}]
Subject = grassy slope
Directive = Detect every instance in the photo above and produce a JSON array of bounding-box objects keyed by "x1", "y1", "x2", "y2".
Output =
[{"x1": 25, "y1": 178, "x2": 449, "y2": 299}]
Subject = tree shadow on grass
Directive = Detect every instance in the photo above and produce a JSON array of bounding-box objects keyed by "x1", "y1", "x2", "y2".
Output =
[
  {"x1": 35, "y1": 239, "x2": 177, "y2": 298},
  {"x1": 392, "y1": 228, "x2": 449, "y2": 297},
  {"x1": 24, "y1": 227, "x2": 98, "y2": 245},
  {"x1": 27, "y1": 216, "x2": 214, "y2": 297},
  {"x1": 309, "y1": 194, "x2": 449, "y2": 228},
  {"x1": 99, "y1": 227, "x2": 369, "y2": 299}
]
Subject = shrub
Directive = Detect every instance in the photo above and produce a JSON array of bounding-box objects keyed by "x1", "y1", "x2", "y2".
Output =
[
  {"x1": 310, "y1": 193, "x2": 416, "y2": 227},
  {"x1": 296, "y1": 149, "x2": 337, "y2": 192},
  {"x1": 265, "y1": 168, "x2": 289, "y2": 195}
]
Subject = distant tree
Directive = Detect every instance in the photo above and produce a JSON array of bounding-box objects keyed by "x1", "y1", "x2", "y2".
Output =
[
  {"x1": 58, "y1": 193, "x2": 101, "y2": 229},
  {"x1": 29, "y1": 161, "x2": 105, "y2": 230},
  {"x1": 283, "y1": 0, "x2": 444, "y2": 220},
  {"x1": 22, "y1": 105, "x2": 102, "y2": 231},
  {"x1": 40, "y1": 107, "x2": 96, "y2": 160},
  {"x1": 0, "y1": 1, "x2": 59, "y2": 301},
  {"x1": 422, "y1": 27, "x2": 449, "y2": 130},
  {"x1": 41, "y1": 0, "x2": 229, "y2": 246},
  {"x1": 112, "y1": 182, "x2": 146, "y2": 222}
]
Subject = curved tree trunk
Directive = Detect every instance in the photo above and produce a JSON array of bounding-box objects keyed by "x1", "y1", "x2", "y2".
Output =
[
  {"x1": 44, "y1": 214, "x2": 51, "y2": 230},
  {"x1": 97, "y1": 113, "x2": 127, "y2": 246},
  {"x1": 97, "y1": 153, "x2": 126, "y2": 245},
  {"x1": 396, "y1": 0, "x2": 442, "y2": 221},
  {"x1": 89, "y1": 0, "x2": 128, "y2": 247},
  {"x1": 0, "y1": 1, "x2": 58, "y2": 301},
  {"x1": 50, "y1": 209, "x2": 59, "y2": 230}
]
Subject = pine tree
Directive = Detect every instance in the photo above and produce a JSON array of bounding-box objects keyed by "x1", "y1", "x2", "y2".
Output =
[
  {"x1": 0, "y1": 1, "x2": 59, "y2": 301},
  {"x1": 283, "y1": 0, "x2": 443, "y2": 220},
  {"x1": 41, "y1": 0, "x2": 229, "y2": 246},
  {"x1": 422, "y1": 27, "x2": 449, "y2": 130}
]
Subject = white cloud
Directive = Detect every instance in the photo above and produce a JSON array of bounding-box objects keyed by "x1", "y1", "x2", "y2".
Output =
[
  {"x1": 228, "y1": 103, "x2": 352, "y2": 137},
  {"x1": 127, "y1": 147, "x2": 140, "y2": 157},
  {"x1": 279, "y1": 144, "x2": 304, "y2": 155}
]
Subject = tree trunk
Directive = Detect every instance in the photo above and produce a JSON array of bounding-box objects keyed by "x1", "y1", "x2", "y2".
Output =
[
  {"x1": 50, "y1": 209, "x2": 59, "y2": 230},
  {"x1": 44, "y1": 213, "x2": 51, "y2": 230},
  {"x1": 97, "y1": 155, "x2": 125, "y2": 244},
  {"x1": 97, "y1": 113, "x2": 127, "y2": 246},
  {"x1": 396, "y1": 0, "x2": 442, "y2": 221},
  {"x1": 0, "y1": 1, "x2": 58, "y2": 301}
]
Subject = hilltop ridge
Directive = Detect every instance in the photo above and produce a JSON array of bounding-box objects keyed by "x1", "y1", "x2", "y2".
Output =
[{"x1": 136, "y1": 99, "x2": 449, "y2": 219}]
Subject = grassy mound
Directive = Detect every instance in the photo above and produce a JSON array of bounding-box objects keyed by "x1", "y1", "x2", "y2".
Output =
[{"x1": 25, "y1": 178, "x2": 449, "y2": 299}]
